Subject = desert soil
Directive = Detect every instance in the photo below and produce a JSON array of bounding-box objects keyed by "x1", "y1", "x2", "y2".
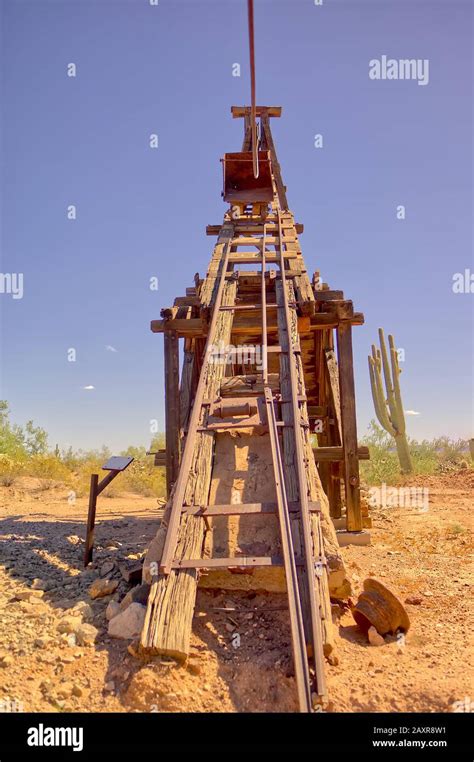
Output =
[{"x1": 0, "y1": 472, "x2": 472, "y2": 713}]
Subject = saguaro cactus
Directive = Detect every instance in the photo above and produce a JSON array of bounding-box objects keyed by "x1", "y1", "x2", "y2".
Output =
[{"x1": 368, "y1": 329, "x2": 413, "y2": 474}]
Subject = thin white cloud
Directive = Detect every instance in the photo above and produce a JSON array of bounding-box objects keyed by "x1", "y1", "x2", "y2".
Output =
[
  {"x1": 405, "y1": 410, "x2": 420, "y2": 416},
  {"x1": 105, "y1": 345, "x2": 118, "y2": 353},
  {"x1": 82, "y1": 385, "x2": 95, "y2": 390}
]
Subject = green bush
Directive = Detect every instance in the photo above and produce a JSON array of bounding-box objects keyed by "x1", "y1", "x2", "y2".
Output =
[
  {"x1": 360, "y1": 420, "x2": 470, "y2": 485},
  {"x1": 0, "y1": 400, "x2": 167, "y2": 498}
]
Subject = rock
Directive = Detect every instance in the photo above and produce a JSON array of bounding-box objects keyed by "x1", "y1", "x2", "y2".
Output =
[
  {"x1": 119, "y1": 583, "x2": 150, "y2": 612},
  {"x1": 31, "y1": 579, "x2": 48, "y2": 591},
  {"x1": 57, "y1": 616, "x2": 82, "y2": 635},
  {"x1": 0, "y1": 654, "x2": 14, "y2": 668},
  {"x1": 187, "y1": 660, "x2": 201, "y2": 676},
  {"x1": 106, "y1": 600, "x2": 121, "y2": 621},
  {"x1": 89, "y1": 578, "x2": 119, "y2": 600},
  {"x1": 34, "y1": 637, "x2": 52, "y2": 649},
  {"x1": 60, "y1": 653, "x2": 75, "y2": 663},
  {"x1": 71, "y1": 601, "x2": 94, "y2": 621},
  {"x1": 16, "y1": 590, "x2": 44, "y2": 601},
  {"x1": 127, "y1": 640, "x2": 140, "y2": 658},
  {"x1": 368, "y1": 626, "x2": 385, "y2": 647},
  {"x1": 108, "y1": 603, "x2": 146, "y2": 640},
  {"x1": 57, "y1": 683, "x2": 74, "y2": 699},
  {"x1": 66, "y1": 535, "x2": 83, "y2": 545},
  {"x1": 76, "y1": 623, "x2": 99, "y2": 646},
  {"x1": 405, "y1": 596, "x2": 423, "y2": 605},
  {"x1": 104, "y1": 680, "x2": 115, "y2": 692},
  {"x1": 100, "y1": 561, "x2": 116, "y2": 578},
  {"x1": 72, "y1": 684, "x2": 83, "y2": 697}
]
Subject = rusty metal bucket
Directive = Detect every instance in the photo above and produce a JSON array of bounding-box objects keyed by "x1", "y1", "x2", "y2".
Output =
[
  {"x1": 352, "y1": 578, "x2": 410, "y2": 635},
  {"x1": 222, "y1": 151, "x2": 273, "y2": 204}
]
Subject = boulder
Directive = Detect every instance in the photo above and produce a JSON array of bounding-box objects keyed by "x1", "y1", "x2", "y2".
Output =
[
  {"x1": 89, "y1": 578, "x2": 119, "y2": 599},
  {"x1": 108, "y1": 603, "x2": 146, "y2": 640},
  {"x1": 368, "y1": 626, "x2": 385, "y2": 647},
  {"x1": 105, "y1": 600, "x2": 121, "y2": 621},
  {"x1": 76, "y1": 623, "x2": 99, "y2": 646},
  {"x1": 119, "y1": 583, "x2": 150, "y2": 612}
]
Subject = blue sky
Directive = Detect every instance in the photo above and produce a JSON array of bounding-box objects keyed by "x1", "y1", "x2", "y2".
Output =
[{"x1": 0, "y1": 0, "x2": 472, "y2": 452}]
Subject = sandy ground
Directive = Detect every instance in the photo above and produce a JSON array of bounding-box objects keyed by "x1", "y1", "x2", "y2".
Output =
[{"x1": 0, "y1": 472, "x2": 472, "y2": 713}]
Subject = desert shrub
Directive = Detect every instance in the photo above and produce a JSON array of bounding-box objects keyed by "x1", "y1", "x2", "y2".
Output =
[
  {"x1": 27, "y1": 454, "x2": 73, "y2": 483},
  {"x1": 120, "y1": 459, "x2": 166, "y2": 497},
  {"x1": 359, "y1": 421, "x2": 402, "y2": 485},
  {"x1": 360, "y1": 421, "x2": 471, "y2": 485}
]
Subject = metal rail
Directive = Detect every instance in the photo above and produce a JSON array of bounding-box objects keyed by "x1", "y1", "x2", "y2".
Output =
[
  {"x1": 276, "y1": 208, "x2": 327, "y2": 701},
  {"x1": 264, "y1": 386, "x2": 313, "y2": 712},
  {"x1": 157, "y1": 207, "x2": 327, "y2": 709}
]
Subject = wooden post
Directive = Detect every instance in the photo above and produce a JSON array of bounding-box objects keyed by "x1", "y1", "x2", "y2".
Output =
[
  {"x1": 164, "y1": 330, "x2": 180, "y2": 496},
  {"x1": 84, "y1": 473, "x2": 99, "y2": 567},
  {"x1": 324, "y1": 346, "x2": 343, "y2": 519},
  {"x1": 336, "y1": 321, "x2": 362, "y2": 531}
]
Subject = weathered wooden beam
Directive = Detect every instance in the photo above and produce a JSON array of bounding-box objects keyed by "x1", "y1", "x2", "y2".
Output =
[
  {"x1": 151, "y1": 318, "x2": 206, "y2": 338},
  {"x1": 261, "y1": 115, "x2": 288, "y2": 209},
  {"x1": 313, "y1": 446, "x2": 369, "y2": 462},
  {"x1": 180, "y1": 501, "x2": 321, "y2": 516},
  {"x1": 314, "y1": 290, "x2": 344, "y2": 302},
  {"x1": 276, "y1": 277, "x2": 342, "y2": 658},
  {"x1": 232, "y1": 105, "x2": 282, "y2": 118},
  {"x1": 164, "y1": 331, "x2": 180, "y2": 495},
  {"x1": 141, "y1": 277, "x2": 238, "y2": 661},
  {"x1": 154, "y1": 449, "x2": 166, "y2": 467},
  {"x1": 310, "y1": 312, "x2": 365, "y2": 329},
  {"x1": 324, "y1": 349, "x2": 343, "y2": 441},
  {"x1": 228, "y1": 251, "x2": 298, "y2": 264},
  {"x1": 230, "y1": 313, "x2": 311, "y2": 335},
  {"x1": 206, "y1": 223, "x2": 304, "y2": 235},
  {"x1": 337, "y1": 322, "x2": 362, "y2": 532}
]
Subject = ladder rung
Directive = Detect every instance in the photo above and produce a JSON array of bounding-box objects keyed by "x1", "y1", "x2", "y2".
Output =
[
  {"x1": 172, "y1": 556, "x2": 287, "y2": 569},
  {"x1": 171, "y1": 556, "x2": 327, "y2": 570},
  {"x1": 196, "y1": 421, "x2": 293, "y2": 432},
  {"x1": 180, "y1": 501, "x2": 321, "y2": 516},
  {"x1": 219, "y1": 304, "x2": 279, "y2": 311}
]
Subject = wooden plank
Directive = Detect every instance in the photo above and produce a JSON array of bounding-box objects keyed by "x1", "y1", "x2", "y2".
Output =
[
  {"x1": 151, "y1": 318, "x2": 206, "y2": 338},
  {"x1": 315, "y1": 290, "x2": 344, "y2": 302},
  {"x1": 309, "y1": 312, "x2": 365, "y2": 329},
  {"x1": 174, "y1": 556, "x2": 285, "y2": 569},
  {"x1": 276, "y1": 277, "x2": 338, "y2": 658},
  {"x1": 313, "y1": 446, "x2": 369, "y2": 462},
  {"x1": 228, "y1": 251, "x2": 298, "y2": 263},
  {"x1": 164, "y1": 331, "x2": 180, "y2": 496},
  {"x1": 207, "y1": 223, "x2": 304, "y2": 235},
  {"x1": 232, "y1": 105, "x2": 282, "y2": 118},
  {"x1": 141, "y1": 276, "x2": 238, "y2": 661},
  {"x1": 337, "y1": 322, "x2": 362, "y2": 532},
  {"x1": 230, "y1": 313, "x2": 310, "y2": 335},
  {"x1": 153, "y1": 449, "x2": 166, "y2": 467},
  {"x1": 324, "y1": 349, "x2": 343, "y2": 441},
  {"x1": 180, "y1": 501, "x2": 321, "y2": 516},
  {"x1": 261, "y1": 115, "x2": 288, "y2": 209}
]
